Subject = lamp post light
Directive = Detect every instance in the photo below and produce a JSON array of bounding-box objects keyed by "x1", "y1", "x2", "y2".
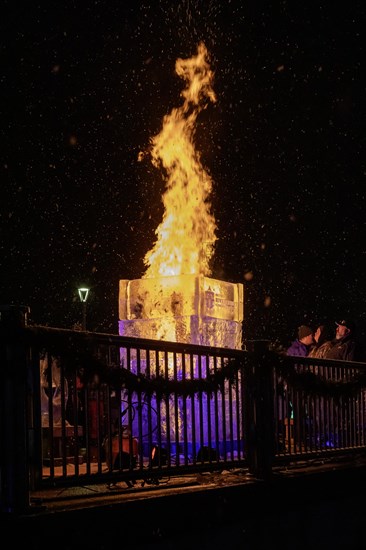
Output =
[{"x1": 78, "y1": 287, "x2": 90, "y2": 331}]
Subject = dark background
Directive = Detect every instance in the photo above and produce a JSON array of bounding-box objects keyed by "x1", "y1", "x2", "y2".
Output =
[{"x1": 1, "y1": 1, "x2": 366, "y2": 347}]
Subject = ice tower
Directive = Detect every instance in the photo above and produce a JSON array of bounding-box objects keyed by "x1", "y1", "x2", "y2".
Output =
[
  {"x1": 117, "y1": 45, "x2": 244, "y2": 452},
  {"x1": 118, "y1": 45, "x2": 245, "y2": 349}
]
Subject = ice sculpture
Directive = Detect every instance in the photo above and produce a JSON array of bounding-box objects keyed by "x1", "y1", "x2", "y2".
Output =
[{"x1": 118, "y1": 274, "x2": 244, "y2": 349}]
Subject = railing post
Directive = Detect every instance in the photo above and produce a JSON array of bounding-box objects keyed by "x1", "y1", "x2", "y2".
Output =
[
  {"x1": 0, "y1": 305, "x2": 31, "y2": 514},
  {"x1": 244, "y1": 341, "x2": 275, "y2": 480}
]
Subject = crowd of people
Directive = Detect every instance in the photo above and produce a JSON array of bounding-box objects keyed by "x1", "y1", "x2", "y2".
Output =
[{"x1": 286, "y1": 319, "x2": 363, "y2": 361}]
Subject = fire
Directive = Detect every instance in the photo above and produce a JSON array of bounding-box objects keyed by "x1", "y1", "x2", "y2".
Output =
[{"x1": 142, "y1": 43, "x2": 217, "y2": 279}]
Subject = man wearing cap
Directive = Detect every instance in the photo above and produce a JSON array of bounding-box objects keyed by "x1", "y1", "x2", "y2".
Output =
[
  {"x1": 287, "y1": 325, "x2": 314, "y2": 357},
  {"x1": 322, "y1": 319, "x2": 357, "y2": 361}
]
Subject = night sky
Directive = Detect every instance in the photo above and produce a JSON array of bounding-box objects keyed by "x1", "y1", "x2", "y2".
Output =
[{"x1": 2, "y1": 1, "x2": 366, "y2": 346}]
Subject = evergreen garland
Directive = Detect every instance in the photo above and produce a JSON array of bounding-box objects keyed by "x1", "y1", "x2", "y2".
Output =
[
  {"x1": 277, "y1": 354, "x2": 366, "y2": 399},
  {"x1": 63, "y1": 345, "x2": 245, "y2": 398},
  {"x1": 106, "y1": 358, "x2": 243, "y2": 397}
]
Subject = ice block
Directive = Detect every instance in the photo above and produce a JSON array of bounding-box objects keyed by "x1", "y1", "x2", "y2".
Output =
[{"x1": 118, "y1": 275, "x2": 244, "y2": 349}]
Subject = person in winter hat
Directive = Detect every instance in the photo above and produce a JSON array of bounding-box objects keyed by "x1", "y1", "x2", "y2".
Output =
[
  {"x1": 287, "y1": 325, "x2": 314, "y2": 357},
  {"x1": 322, "y1": 319, "x2": 359, "y2": 361}
]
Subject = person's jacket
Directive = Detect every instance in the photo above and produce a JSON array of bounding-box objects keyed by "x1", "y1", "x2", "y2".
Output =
[
  {"x1": 322, "y1": 334, "x2": 356, "y2": 361},
  {"x1": 286, "y1": 339, "x2": 309, "y2": 357},
  {"x1": 308, "y1": 340, "x2": 333, "y2": 359}
]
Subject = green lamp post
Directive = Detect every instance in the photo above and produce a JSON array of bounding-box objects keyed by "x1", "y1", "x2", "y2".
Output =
[{"x1": 78, "y1": 287, "x2": 90, "y2": 331}]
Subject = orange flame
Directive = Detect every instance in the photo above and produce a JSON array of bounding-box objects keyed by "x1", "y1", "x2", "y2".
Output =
[{"x1": 142, "y1": 43, "x2": 217, "y2": 279}]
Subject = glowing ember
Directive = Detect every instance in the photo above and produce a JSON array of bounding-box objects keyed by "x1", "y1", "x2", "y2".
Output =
[{"x1": 142, "y1": 42, "x2": 217, "y2": 279}]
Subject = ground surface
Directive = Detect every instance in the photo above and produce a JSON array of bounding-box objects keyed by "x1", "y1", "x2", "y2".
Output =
[{"x1": 3, "y1": 461, "x2": 366, "y2": 549}]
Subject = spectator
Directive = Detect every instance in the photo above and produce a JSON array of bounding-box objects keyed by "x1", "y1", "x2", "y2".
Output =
[
  {"x1": 287, "y1": 325, "x2": 314, "y2": 357},
  {"x1": 308, "y1": 323, "x2": 333, "y2": 359},
  {"x1": 322, "y1": 319, "x2": 358, "y2": 361}
]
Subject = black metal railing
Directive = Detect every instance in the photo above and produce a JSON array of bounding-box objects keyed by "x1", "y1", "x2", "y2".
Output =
[
  {"x1": 1, "y1": 305, "x2": 366, "y2": 515},
  {"x1": 273, "y1": 354, "x2": 366, "y2": 460}
]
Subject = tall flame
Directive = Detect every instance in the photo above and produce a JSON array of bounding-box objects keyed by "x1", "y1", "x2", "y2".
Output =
[{"x1": 142, "y1": 43, "x2": 217, "y2": 279}]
